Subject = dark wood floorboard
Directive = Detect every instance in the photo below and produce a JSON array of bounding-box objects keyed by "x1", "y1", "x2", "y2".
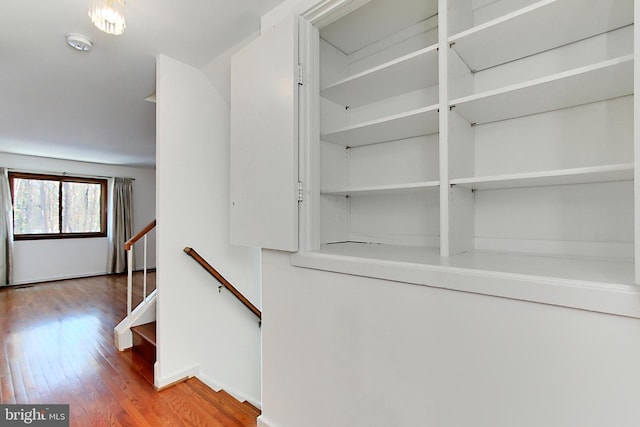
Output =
[{"x1": 0, "y1": 272, "x2": 260, "y2": 426}]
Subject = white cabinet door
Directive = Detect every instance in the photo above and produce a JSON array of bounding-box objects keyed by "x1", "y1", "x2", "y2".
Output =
[{"x1": 230, "y1": 15, "x2": 299, "y2": 251}]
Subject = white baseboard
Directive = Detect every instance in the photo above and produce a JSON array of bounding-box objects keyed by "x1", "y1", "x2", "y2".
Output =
[
  {"x1": 154, "y1": 365, "x2": 199, "y2": 390},
  {"x1": 197, "y1": 372, "x2": 261, "y2": 409},
  {"x1": 154, "y1": 368, "x2": 262, "y2": 409},
  {"x1": 257, "y1": 415, "x2": 280, "y2": 427},
  {"x1": 11, "y1": 270, "x2": 108, "y2": 286},
  {"x1": 10, "y1": 268, "x2": 158, "y2": 287}
]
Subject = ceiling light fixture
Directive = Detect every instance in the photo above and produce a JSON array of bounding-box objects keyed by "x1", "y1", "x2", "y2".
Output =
[
  {"x1": 66, "y1": 33, "x2": 93, "y2": 51},
  {"x1": 89, "y1": 0, "x2": 126, "y2": 36}
]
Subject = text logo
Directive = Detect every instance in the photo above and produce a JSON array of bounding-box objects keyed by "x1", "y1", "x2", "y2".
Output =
[{"x1": 0, "y1": 405, "x2": 69, "y2": 427}]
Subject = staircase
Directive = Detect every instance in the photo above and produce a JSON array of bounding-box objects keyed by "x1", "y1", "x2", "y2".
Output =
[
  {"x1": 113, "y1": 224, "x2": 262, "y2": 422},
  {"x1": 114, "y1": 219, "x2": 157, "y2": 378}
]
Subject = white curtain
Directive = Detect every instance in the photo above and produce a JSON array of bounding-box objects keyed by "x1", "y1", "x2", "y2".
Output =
[
  {"x1": 108, "y1": 177, "x2": 133, "y2": 274},
  {"x1": 0, "y1": 168, "x2": 13, "y2": 285}
]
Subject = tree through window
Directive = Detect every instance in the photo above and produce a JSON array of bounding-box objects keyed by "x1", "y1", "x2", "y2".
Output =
[{"x1": 9, "y1": 172, "x2": 107, "y2": 239}]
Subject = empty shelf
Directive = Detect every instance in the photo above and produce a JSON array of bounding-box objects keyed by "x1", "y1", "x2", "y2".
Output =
[
  {"x1": 322, "y1": 181, "x2": 440, "y2": 196},
  {"x1": 321, "y1": 44, "x2": 439, "y2": 107},
  {"x1": 449, "y1": 0, "x2": 633, "y2": 71},
  {"x1": 321, "y1": 104, "x2": 439, "y2": 146},
  {"x1": 450, "y1": 163, "x2": 634, "y2": 190},
  {"x1": 450, "y1": 55, "x2": 633, "y2": 125}
]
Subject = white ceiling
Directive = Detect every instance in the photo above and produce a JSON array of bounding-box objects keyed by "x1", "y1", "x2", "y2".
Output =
[{"x1": 0, "y1": 0, "x2": 284, "y2": 168}]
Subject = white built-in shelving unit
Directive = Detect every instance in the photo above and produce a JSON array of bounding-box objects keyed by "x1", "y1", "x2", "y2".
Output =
[{"x1": 312, "y1": 0, "x2": 636, "y2": 287}]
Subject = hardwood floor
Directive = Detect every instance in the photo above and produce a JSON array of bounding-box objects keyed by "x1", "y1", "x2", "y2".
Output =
[{"x1": 0, "y1": 273, "x2": 260, "y2": 426}]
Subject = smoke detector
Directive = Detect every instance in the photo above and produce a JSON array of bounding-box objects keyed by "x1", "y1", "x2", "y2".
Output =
[{"x1": 66, "y1": 33, "x2": 93, "y2": 51}]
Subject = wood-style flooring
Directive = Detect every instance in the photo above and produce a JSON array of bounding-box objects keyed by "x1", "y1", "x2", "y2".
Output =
[{"x1": 0, "y1": 272, "x2": 260, "y2": 426}]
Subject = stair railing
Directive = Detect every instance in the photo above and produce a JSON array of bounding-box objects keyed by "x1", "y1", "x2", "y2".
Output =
[
  {"x1": 124, "y1": 219, "x2": 156, "y2": 315},
  {"x1": 183, "y1": 247, "x2": 262, "y2": 322}
]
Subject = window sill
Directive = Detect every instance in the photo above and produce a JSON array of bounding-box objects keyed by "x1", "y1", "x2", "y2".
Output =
[{"x1": 291, "y1": 243, "x2": 640, "y2": 318}]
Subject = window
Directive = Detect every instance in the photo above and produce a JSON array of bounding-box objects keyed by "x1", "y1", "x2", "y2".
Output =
[{"x1": 9, "y1": 172, "x2": 107, "y2": 240}]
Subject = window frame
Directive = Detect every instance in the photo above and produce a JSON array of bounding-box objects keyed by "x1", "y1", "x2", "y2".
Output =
[{"x1": 9, "y1": 172, "x2": 108, "y2": 240}]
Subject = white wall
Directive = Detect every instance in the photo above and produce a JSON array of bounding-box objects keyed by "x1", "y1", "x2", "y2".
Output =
[
  {"x1": 0, "y1": 152, "x2": 156, "y2": 284},
  {"x1": 155, "y1": 54, "x2": 262, "y2": 404},
  {"x1": 260, "y1": 250, "x2": 640, "y2": 427},
  {"x1": 253, "y1": 3, "x2": 640, "y2": 425}
]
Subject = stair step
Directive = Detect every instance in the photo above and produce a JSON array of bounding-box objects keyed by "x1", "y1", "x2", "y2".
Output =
[
  {"x1": 131, "y1": 322, "x2": 156, "y2": 346},
  {"x1": 242, "y1": 400, "x2": 261, "y2": 417},
  {"x1": 130, "y1": 322, "x2": 156, "y2": 385},
  {"x1": 126, "y1": 346, "x2": 155, "y2": 385}
]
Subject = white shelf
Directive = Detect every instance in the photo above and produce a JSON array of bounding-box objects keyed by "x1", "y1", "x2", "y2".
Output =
[
  {"x1": 322, "y1": 181, "x2": 440, "y2": 196},
  {"x1": 321, "y1": 44, "x2": 439, "y2": 107},
  {"x1": 450, "y1": 55, "x2": 633, "y2": 125},
  {"x1": 449, "y1": 0, "x2": 633, "y2": 72},
  {"x1": 311, "y1": 242, "x2": 634, "y2": 285},
  {"x1": 321, "y1": 104, "x2": 439, "y2": 146},
  {"x1": 450, "y1": 163, "x2": 634, "y2": 191}
]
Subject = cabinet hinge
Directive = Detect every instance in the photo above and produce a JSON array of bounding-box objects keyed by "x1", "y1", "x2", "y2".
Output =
[
  {"x1": 297, "y1": 181, "x2": 304, "y2": 202},
  {"x1": 297, "y1": 64, "x2": 304, "y2": 86}
]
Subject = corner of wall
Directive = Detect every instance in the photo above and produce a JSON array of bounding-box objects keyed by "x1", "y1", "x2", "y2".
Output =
[
  {"x1": 200, "y1": 32, "x2": 260, "y2": 107},
  {"x1": 261, "y1": 0, "x2": 309, "y2": 32}
]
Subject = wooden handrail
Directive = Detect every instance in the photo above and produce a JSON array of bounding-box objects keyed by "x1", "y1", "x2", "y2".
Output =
[
  {"x1": 124, "y1": 219, "x2": 156, "y2": 250},
  {"x1": 183, "y1": 247, "x2": 262, "y2": 320}
]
